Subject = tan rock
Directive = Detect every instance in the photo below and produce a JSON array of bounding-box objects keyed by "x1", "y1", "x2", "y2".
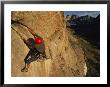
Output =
[{"x1": 11, "y1": 11, "x2": 86, "y2": 77}]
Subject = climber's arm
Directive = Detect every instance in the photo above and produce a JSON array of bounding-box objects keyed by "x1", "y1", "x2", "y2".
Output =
[
  {"x1": 27, "y1": 28, "x2": 40, "y2": 38},
  {"x1": 28, "y1": 28, "x2": 37, "y2": 37}
]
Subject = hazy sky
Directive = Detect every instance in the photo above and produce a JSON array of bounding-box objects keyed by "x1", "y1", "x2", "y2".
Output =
[{"x1": 64, "y1": 11, "x2": 100, "y2": 18}]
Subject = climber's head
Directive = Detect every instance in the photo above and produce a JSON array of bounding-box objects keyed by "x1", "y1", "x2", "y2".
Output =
[{"x1": 34, "y1": 37, "x2": 43, "y2": 45}]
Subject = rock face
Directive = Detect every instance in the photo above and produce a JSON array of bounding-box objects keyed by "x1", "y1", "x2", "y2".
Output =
[{"x1": 11, "y1": 11, "x2": 86, "y2": 77}]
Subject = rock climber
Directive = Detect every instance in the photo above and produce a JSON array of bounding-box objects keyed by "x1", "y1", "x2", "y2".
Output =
[
  {"x1": 11, "y1": 19, "x2": 46, "y2": 72},
  {"x1": 21, "y1": 36, "x2": 46, "y2": 72}
]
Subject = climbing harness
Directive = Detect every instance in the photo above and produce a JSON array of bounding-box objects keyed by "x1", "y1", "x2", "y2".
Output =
[{"x1": 11, "y1": 19, "x2": 47, "y2": 72}]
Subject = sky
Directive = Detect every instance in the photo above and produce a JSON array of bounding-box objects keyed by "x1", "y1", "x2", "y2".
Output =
[{"x1": 64, "y1": 11, "x2": 100, "y2": 18}]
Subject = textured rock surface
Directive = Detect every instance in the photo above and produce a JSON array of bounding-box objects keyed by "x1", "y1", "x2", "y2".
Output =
[{"x1": 11, "y1": 11, "x2": 86, "y2": 77}]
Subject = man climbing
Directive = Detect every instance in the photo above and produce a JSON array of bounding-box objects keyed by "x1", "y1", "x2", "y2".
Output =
[
  {"x1": 21, "y1": 36, "x2": 46, "y2": 72},
  {"x1": 11, "y1": 19, "x2": 47, "y2": 72}
]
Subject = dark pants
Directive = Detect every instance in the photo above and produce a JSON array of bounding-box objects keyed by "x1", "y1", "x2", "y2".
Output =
[{"x1": 24, "y1": 48, "x2": 41, "y2": 64}]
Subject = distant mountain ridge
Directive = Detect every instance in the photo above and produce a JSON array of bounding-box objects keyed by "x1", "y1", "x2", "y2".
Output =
[{"x1": 65, "y1": 14, "x2": 100, "y2": 48}]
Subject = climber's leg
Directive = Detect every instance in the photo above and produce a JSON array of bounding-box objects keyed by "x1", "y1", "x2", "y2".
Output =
[
  {"x1": 21, "y1": 50, "x2": 32, "y2": 72},
  {"x1": 21, "y1": 62, "x2": 29, "y2": 72},
  {"x1": 21, "y1": 62, "x2": 31, "y2": 72},
  {"x1": 21, "y1": 49, "x2": 41, "y2": 72},
  {"x1": 21, "y1": 59, "x2": 31, "y2": 72},
  {"x1": 29, "y1": 50, "x2": 41, "y2": 62}
]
